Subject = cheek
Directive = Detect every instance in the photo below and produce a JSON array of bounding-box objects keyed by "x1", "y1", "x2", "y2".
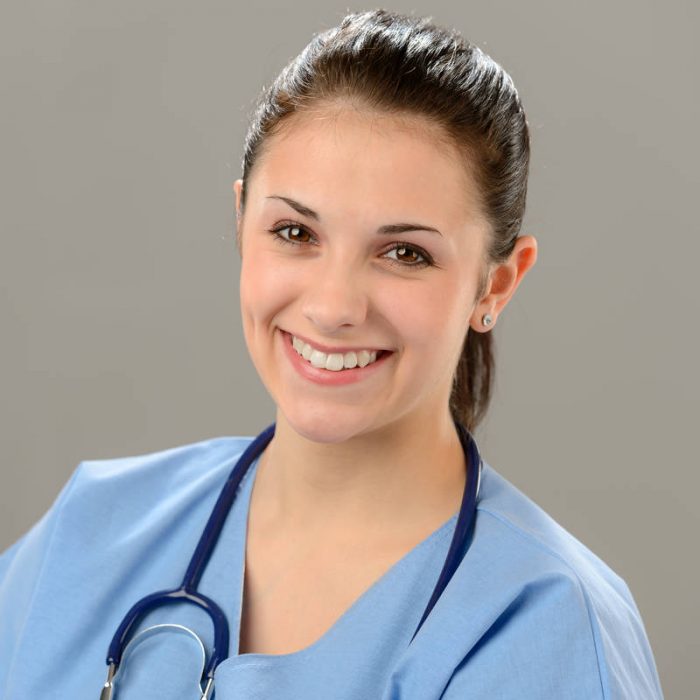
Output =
[
  {"x1": 240, "y1": 248, "x2": 297, "y2": 321},
  {"x1": 378, "y1": 276, "x2": 467, "y2": 350},
  {"x1": 378, "y1": 274, "x2": 471, "y2": 392}
]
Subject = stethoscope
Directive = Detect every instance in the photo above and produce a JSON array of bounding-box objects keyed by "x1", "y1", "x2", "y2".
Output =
[{"x1": 99, "y1": 419, "x2": 483, "y2": 699}]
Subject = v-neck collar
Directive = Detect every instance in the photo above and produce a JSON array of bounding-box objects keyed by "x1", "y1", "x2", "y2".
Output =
[{"x1": 223, "y1": 450, "x2": 459, "y2": 668}]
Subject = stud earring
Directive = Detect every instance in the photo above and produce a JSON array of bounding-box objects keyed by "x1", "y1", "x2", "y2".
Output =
[{"x1": 482, "y1": 313, "x2": 493, "y2": 327}]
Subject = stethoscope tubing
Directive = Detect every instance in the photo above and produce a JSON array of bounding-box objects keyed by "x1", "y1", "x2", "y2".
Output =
[
  {"x1": 104, "y1": 419, "x2": 482, "y2": 687},
  {"x1": 409, "y1": 419, "x2": 482, "y2": 643},
  {"x1": 106, "y1": 424, "x2": 275, "y2": 677}
]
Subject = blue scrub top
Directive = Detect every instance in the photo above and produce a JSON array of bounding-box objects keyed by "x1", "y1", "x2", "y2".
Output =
[{"x1": 0, "y1": 435, "x2": 663, "y2": 699}]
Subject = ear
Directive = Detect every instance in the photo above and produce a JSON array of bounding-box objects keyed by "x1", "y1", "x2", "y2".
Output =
[
  {"x1": 469, "y1": 235, "x2": 538, "y2": 332},
  {"x1": 233, "y1": 179, "x2": 243, "y2": 254},
  {"x1": 233, "y1": 178, "x2": 243, "y2": 217}
]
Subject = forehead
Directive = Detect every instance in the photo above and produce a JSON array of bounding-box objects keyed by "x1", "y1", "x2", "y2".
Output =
[{"x1": 248, "y1": 104, "x2": 488, "y2": 233}]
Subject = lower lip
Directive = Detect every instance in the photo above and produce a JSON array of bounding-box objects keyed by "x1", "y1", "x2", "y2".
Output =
[{"x1": 279, "y1": 330, "x2": 394, "y2": 386}]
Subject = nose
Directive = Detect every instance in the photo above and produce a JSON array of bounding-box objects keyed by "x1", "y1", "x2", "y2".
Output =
[{"x1": 300, "y1": 257, "x2": 369, "y2": 334}]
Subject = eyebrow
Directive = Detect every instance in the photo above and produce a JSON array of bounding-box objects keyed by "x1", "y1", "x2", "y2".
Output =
[{"x1": 266, "y1": 195, "x2": 443, "y2": 237}]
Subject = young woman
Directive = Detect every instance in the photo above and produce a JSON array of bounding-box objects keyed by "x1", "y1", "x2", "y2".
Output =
[{"x1": 0, "y1": 9, "x2": 663, "y2": 699}]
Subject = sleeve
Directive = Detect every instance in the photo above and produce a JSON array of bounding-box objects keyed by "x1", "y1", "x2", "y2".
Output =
[
  {"x1": 439, "y1": 570, "x2": 664, "y2": 700},
  {"x1": 0, "y1": 465, "x2": 82, "y2": 692}
]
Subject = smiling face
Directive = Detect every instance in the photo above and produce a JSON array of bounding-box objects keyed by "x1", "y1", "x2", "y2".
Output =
[{"x1": 235, "y1": 105, "x2": 492, "y2": 445}]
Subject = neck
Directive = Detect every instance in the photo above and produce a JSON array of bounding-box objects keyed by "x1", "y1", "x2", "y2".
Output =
[{"x1": 251, "y1": 406, "x2": 468, "y2": 540}]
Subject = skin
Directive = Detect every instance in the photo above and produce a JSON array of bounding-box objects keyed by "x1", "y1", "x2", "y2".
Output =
[{"x1": 233, "y1": 102, "x2": 537, "y2": 552}]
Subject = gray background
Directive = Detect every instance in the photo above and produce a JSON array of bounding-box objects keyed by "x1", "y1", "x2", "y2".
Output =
[{"x1": 1, "y1": 1, "x2": 696, "y2": 696}]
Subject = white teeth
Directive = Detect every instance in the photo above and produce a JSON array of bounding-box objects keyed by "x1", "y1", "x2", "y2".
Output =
[
  {"x1": 326, "y1": 353, "x2": 345, "y2": 371},
  {"x1": 343, "y1": 351, "x2": 358, "y2": 369},
  {"x1": 357, "y1": 350, "x2": 371, "y2": 368},
  {"x1": 290, "y1": 335, "x2": 382, "y2": 371},
  {"x1": 309, "y1": 350, "x2": 327, "y2": 369}
]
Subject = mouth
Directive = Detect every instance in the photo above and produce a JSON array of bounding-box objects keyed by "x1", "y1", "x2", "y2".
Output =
[
  {"x1": 290, "y1": 331, "x2": 390, "y2": 370},
  {"x1": 279, "y1": 329, "x2": 394, "y2": 385}
]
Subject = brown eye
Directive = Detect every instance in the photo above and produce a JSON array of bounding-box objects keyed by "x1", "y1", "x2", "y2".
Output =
[
  {"x1": 395, "y1": 246, "x2": 419, "y2": 263},
  {"x1": 384, "y1": 243, "x2": 431, "y2": 268},
  {"x1": 273, "y1": 224, "x2": 312, "y2": 243},
  {"x1": 268, "y1": 222, "x2": 316, "y2": 246}
]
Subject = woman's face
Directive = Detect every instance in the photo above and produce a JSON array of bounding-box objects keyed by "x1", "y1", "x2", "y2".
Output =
[{"x1": 235, "y1": 106, "x2": 492, "y2": 444}]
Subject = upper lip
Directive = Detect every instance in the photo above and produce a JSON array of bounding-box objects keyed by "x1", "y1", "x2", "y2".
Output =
[{"x1": 282, "y1": 329, "x2": 391, "y2": 354}]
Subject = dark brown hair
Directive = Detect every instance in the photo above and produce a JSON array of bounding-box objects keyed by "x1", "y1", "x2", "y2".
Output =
[{"x1": 238, "y1": 9, "x2": 530, "y2": 433}]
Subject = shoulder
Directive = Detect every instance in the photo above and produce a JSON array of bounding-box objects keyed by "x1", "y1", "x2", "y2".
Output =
[
  {"x1": 0, "y1": 434, "x2": 259, "y2": 598},
  {"x1": 0, "y1": 432, "x2": 258, "y2": 583},
  {"x1": 50, "y1": 434, "x2": 260, "y2": 553},
  {"x1": 2, "y1": 434, "x2": 256, "y2": 565},
  {"x1": 436, "y1": 461, "x2": 663, "y2": 699},
  {"x1": 70, "y1": 434, "x2": 255, "y2": 497},
  {"x1": 0, "y1": 434, "x2": 258, "y2": 695},
  {"x1": 476, "y1": 461, "x2": 630, "y2": 601}
]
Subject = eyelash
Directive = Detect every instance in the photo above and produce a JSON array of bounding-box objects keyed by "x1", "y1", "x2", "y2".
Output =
[{"x1": 267, "y1": 221, "x2": 434, "y2": 270}]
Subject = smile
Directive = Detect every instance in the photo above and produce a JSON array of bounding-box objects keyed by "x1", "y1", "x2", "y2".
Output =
[
  {"x1": 291, "y1": 334, "x2": 382, "y2": 372},
  {"x1": 279, "y1": 330, "x2": 393, "y2": 386}
]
